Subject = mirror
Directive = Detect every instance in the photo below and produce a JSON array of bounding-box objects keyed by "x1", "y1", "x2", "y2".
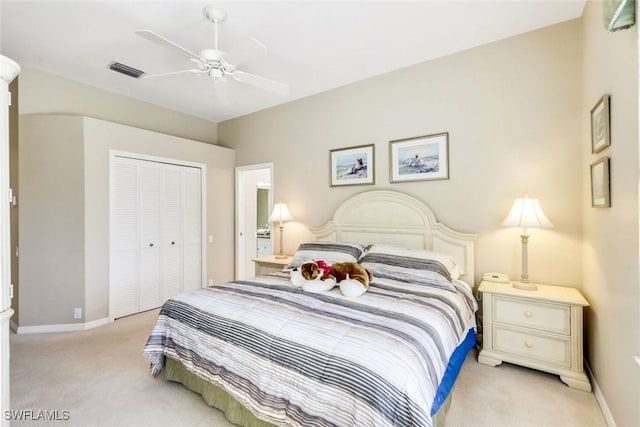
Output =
[
  {"x1": 257, "y1": 188, "x2": 270, "y2": 231},
  {"x1": 256, "y1": 184, "x2": 271, "y2": 257}
]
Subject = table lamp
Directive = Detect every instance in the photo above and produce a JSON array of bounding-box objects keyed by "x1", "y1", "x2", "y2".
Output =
[
  {"x1": 268, "y1": 202, "x2": 294, "y2": 259},
  {"x1": 501, "y1": 194, "x2": 553, "y2": 290}
]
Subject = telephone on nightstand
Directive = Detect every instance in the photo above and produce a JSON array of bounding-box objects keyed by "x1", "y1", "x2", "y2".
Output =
[{"x1": 482, "y1": 272, "x2": 510, "y2": 283}]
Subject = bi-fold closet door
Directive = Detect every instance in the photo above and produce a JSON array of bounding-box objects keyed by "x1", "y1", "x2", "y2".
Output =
[{"x1": 110, "y1": 155, "x2": 203, "y2": 319}]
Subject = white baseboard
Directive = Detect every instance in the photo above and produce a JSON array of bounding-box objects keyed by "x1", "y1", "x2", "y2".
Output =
[
  {"x1": 14, "y1": 317, "x2": 111, "y2": 334},
  {"x1": 585, "y1": 361, "x2": 616, "y2": 427}
]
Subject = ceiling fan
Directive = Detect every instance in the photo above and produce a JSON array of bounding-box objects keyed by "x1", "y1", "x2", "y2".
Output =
[{"x1": 136, "y1": 6, "x2": 289, "y2": 97}]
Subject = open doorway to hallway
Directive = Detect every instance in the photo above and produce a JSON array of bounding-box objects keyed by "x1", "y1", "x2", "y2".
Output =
[{"x1": 235, "y1": 163, "x2": 273, "y2": 280}]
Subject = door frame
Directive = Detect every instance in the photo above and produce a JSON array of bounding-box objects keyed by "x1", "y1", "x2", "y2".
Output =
[
  {"x1": 235, "y1": 163, "x2": 273, "y2": 279},
  {"x1": 0, "y1": 55, "x2": 19, "y2": 427},
  {"x1": 108, "y1": 150, "x2": 207, "y2": 320}
]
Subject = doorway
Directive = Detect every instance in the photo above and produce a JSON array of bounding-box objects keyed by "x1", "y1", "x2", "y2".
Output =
[{"x1": 235, "y1": 163, "x2": 273, "y2": 279}]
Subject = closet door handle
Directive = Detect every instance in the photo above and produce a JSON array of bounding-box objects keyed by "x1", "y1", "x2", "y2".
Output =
[
  {"x1": 149, "y1": 243, "x2": 154, "y2": 247},
  {"x1": 171, "y1": 241, "x2": 175, "y2": 245}
]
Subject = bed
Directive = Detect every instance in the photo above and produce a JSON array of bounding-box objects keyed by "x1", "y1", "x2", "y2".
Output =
[{"x1": 143, "y1": 190, "x2": 478, "y2": 427}]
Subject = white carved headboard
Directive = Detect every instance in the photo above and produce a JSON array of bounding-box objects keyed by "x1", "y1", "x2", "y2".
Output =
[{"x1": 310, "y1": 190, "x2": 478, "y2": 286}]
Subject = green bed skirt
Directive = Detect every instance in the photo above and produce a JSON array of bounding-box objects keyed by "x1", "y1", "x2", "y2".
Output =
[
  {"x1": 164, "y1": 357, "x2": 452, "y2": 427},
  {"x1": 165, "y1": 357, "x2": 274, "y2": 427}
]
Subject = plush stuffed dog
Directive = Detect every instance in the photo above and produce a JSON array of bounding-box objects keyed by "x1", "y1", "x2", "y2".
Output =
[
  {"x1": 300, "y1": 260, "x2": 333, "y2": 282},
  {"x1": 291, "y1": 260, "x2": 336, "y2": 293},
  {"x1": 332, "y1": 262, "x2": 374, "y2": 297},
  {"x1": 294, "y1": 260, "x2": 373, "y2": 297}
]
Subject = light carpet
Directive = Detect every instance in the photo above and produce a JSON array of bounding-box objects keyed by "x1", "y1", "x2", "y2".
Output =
[{"x1": 10, "y1": 309, "x2": 607, "y2": 427}]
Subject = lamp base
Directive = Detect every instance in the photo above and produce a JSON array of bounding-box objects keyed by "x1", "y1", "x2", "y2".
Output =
[
  {"x1": 274, "y1": 254, "x2": 288, "y2": 259},
  {"x1": 512, "y1": 281, "x2": 538, "y2": 291}
]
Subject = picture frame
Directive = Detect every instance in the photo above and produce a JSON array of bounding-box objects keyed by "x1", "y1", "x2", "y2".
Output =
[
  {"x1": 329, "y1": 144, "x2": 375, "y2": 187},
  {"x1": 389, "y1": 132, "x2": 449, "y2": 183},
  {"x1": 590, "y1": 157, "x2": 611, "y2": 208},
  {"x1": 591, "y1": 95, "x2": 611, "y2": 153}
]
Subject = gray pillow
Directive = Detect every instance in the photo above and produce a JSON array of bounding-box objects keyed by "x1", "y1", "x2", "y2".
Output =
[
  {"x1": 359, "y1": 244, "x2": 461, "y2": 292},
  {"x1": 289, "y1": 241, "x2": 365, "y2": 268}
]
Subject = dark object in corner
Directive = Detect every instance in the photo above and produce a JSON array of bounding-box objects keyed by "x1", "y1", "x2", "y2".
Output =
[
  {"x1": 109, "y1": 62, "x2": 144, "y2": 78},
  {"x1": 604, "y1": 0, "x2": 636, "y2": 32}
]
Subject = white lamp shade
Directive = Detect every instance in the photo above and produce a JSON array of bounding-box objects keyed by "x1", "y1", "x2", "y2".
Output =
[
  {"x1": 268, "y1": 203, "x2": 294, "y2": 224},
  {"x1": 501, "y1": 196, "x2": 553, "y2": 229}
]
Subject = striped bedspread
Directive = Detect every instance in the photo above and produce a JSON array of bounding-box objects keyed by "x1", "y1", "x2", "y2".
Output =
[{"x1": 143, "y1": 272, "x2": 477, "y2": 427}]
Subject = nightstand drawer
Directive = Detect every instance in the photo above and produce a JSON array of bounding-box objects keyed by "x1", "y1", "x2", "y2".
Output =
[
  {"x1": 492, "y1": 325, "x2": 571, "y2": 368},
  {"x1": 493, "y1": 295, "x2": 570, "y2": 335}
]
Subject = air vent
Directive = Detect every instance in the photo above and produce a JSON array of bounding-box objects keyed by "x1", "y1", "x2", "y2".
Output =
[{"x1": 109, "y1": 62, "x2": 144, "y2": 78}]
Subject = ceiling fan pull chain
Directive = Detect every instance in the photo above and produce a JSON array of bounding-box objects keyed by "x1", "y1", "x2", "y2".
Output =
[{"x1": 214, "y1": 18, "x2": 219, "y2": 50}]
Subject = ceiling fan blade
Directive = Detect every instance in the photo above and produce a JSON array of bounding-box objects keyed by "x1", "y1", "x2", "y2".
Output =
[
  {"x1": 233, "y1": 70, "x2": 289, "y2": 96},
  {"x1": 140, "y1": 69, "x2": 205, "y2": 79},
  {"x1": 136, "y1": 29, "x2": 205, "y2": 62},
  {"x1": 222, "y1": 37, "x2": 267, "y2": 67}
]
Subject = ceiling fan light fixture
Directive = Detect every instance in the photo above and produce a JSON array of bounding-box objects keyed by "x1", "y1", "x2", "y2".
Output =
[{"x1": 209, "y1": 68, "x2": 225, "y2": 80}]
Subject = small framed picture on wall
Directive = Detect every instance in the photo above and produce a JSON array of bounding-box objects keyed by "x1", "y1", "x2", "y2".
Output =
[
  {"x1": 591, "y1": 94, "x2": 611, "y2": 153},
  {"x1": 389, "y1": 132, "x2": 449, "y2": 183},
  {"x1": 329, "y1": 144, "x2": 375, "y2": 187},
  {"x1": 590, "y1": 157, "x2": 611, "y2": 208}
]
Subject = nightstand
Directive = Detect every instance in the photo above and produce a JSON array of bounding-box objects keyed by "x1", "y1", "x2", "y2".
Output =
[
  {"x1": 478, "y1": 280, "x2": 591, "y2": 392},
  {"x1": 252, "y1": 255, "x2": 292, "y2": 276},
  {"x1": 257, "y1": 237, "x2": 272, "y2": 258}
]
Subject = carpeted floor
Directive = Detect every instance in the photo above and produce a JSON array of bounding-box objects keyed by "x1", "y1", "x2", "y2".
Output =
[{"x1": 10, "y1": 309, "x2": 607, "y2": 427}]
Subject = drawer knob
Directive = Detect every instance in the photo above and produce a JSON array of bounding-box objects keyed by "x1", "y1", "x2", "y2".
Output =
[
  {"x1": 524, "y1": 310, "x2": 533, "y2": 318},
  {"x1": 525, "y1": 340, "x2": 534, "y2": 348}
]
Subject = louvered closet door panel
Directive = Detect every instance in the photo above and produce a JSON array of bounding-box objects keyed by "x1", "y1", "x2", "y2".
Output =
[
  {"x1": 162, "y1": 166, "x2": 183, "y2": 300},
  {"x1": 110, "y1": 159, "x2": 139, "y2": 318},
  {"x1": 139, "y1": 162, "x2": 162, "y2": 311},
  {"x1": 110, "y1": 155, "x2": 204, "y2": 319},
  {"x1": 183, "y1": 167, "x2": 202, "y2": 290}
]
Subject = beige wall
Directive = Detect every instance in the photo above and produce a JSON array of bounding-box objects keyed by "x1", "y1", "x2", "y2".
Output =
[
  {"x1": 19, "y1": 67, "x2": 218, "y2": 145},
  {"x1": 19, "y1": 116, "x2": 86, "y2": 326},
  {"x1": 18, "y1": 115, "x2": 235, "y2": 326},
  {"x1": 220, "y1": 20, "x2": 583, "y2": 288},
  {"x1": 580, "y1": 2, "x2": 639, "y2": 426}
]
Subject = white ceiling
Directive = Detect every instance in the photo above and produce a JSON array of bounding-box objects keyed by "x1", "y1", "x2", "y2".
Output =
[{"x1": 1, "y1": 1, "x2": 585, "y2": 123}]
